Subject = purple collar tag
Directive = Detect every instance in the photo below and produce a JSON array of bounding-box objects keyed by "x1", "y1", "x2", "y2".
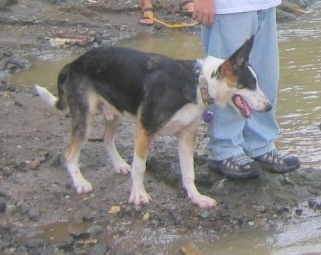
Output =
[{"x1": 203, "y1": 109, "x2": 213, "y2": 123}]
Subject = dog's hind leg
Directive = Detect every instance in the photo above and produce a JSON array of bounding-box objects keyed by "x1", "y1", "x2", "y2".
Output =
[
  {"x1": 176, "y1": 129, "x2": 217, "y2": 208},
  {"x1": 100, "y1": 104, "x2": 131, "y2": 175},
  {"x1": 129, "y1": 119, "x2": 152, "y2": 205},
  {"x1": 64, "y1": 95, "x2": 96, "y2": 194}
]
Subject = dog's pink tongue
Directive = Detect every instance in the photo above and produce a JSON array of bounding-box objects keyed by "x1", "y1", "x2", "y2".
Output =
[{"x1": 232, "y1": 95, "x2": 252, "y2": 118}]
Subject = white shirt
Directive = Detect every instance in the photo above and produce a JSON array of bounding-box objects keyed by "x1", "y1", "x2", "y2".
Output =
[{"x1": 215, "y1": 0, "x2": 281, "y2": 14}]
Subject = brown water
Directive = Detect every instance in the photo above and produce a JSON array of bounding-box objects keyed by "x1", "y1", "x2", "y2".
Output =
[{"x1": 11, "y1": 3, "x2": 321, "y2": 254}]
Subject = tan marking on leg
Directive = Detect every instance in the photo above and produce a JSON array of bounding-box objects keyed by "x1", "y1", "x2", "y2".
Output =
[
  {"x1": 134, "y1": 119, "x2": 151, "y2": 159},
  {"x1": 129, "y1": 118, "x2": 152, "y2": 205},
  {"x1": 65, "y1": 136, "x2": 82, "y2": 163},
  {"x1": 65, "y1": 107, "x2": 95, "y2": 194}
]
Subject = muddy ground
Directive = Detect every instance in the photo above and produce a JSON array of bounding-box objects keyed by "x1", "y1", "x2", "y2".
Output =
[{"x1": 1, "y1": 0, "x2": 321, "y2": 254}]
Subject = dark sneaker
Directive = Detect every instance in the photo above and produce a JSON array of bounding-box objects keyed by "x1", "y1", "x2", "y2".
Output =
[
  {"x1": 208, "y1": 153, "x2": 261, "y2": 178},
  {"x1": 254, "y1": 150, "x2": 300, "y2": 173}
]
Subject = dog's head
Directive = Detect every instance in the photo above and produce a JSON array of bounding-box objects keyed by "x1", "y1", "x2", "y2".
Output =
[{"x1": 198, "y1": 36, "x2": 272, "y2": 118}]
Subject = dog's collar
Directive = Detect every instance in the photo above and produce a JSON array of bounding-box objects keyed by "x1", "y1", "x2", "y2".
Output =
[{"x1": 198, "y1": 76, "x2": 215, "y2": 105}]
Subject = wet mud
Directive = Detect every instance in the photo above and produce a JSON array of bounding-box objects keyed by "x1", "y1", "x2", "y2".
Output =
[{"x1": 1, "y1": 0, "x2": 321, "y2": 254}]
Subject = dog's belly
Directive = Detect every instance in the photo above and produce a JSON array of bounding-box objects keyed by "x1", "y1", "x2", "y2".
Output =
[{"x1": 160, "y1": 103, "x2": 204, "y2": 134}]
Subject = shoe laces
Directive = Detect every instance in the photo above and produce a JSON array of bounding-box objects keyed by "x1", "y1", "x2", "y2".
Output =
[
  {"x1": 231, "y1": 154, "x2": 253, "y2": 166},
  {"x1": 261, "y1": 150, "x2": 284, "y2": 164}
]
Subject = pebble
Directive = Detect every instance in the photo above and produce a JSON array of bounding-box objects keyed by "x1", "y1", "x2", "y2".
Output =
[
  {"x1": 57, "y1": 236, "x2": 74, "y2": 249},
  {"x1": 26, "y1": 160, "x2": 41, "y2": 170},
  {"x1": 199, "y1": 211, "x2": 210, "y2": 219},
  {"x1": 108, "y1": 205, "x2": 121, "y2": 214},
  {"x1": 143, "y1": 212, "x2": 150, "y2": 221},
  {"x1": 295, "y1": 208, "x2": 303, "y2": 216},
  {"x1": 180, "y1": 243, "x2": 203, "y2": 255},
  {"x1": 86, "y1": 225, "x2": 104, "y2": 235},
  {"x1": 25, "y1": 238, "x2": 44, "y2": 248},
  {"x1": 5, "y1": 204, "x2": 17, "y2": 215},
  {"x1": 90, "y1": 243, "x2": 109, "y2": 255},
  {"x1": 0, "y1": 199, "x2": 6, "y2": 212}
]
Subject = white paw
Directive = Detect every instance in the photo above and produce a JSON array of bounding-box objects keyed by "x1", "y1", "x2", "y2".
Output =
[
  {"x1": 115, "y1": 163, "x2": 131, "y2": 175},
  {"x1": 129, "y1": 189, "x2": 151, "y2": 205},
  {"x1": 74, "y1": 180, "x2": 93, "y2": 194},
  {"x1": 190, "y1": 194, "x2": 217, "y2": 208}
]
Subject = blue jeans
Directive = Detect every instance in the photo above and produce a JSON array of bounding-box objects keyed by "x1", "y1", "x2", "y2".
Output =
[{"x1": 201, "y1": 8, "x2": 280, "y2": 161}]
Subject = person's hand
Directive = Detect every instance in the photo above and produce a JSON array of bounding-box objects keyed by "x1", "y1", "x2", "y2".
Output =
[{"x1": 192, "y1": 0, "x2": 215, "y2": 27}]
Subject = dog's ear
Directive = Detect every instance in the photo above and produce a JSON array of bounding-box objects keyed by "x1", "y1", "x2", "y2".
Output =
[
  {"x1": 219, "y1": 36, "x2": 254, "y2": 82},
  {"x1": 228, "y1": 35, "x2": 254, "y2": 69}
]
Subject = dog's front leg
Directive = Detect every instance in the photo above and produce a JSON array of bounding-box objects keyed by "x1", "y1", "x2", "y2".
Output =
[
  {"x1": 129, "y1": 121, "x2": 152, "y2": 205},
  {"x1": 176, "y1": 129, "x2": 217, "y2": 208}
]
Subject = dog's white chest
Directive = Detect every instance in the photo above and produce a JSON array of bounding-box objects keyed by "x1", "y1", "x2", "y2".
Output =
[{"x1": 161, "y1": 103, "x2": 204, "y2": 134}]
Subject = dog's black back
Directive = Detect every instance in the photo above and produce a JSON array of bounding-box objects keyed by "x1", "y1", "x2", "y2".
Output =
[{"x1": 57, "y1": 46, "x2": 200, "y2": 134}]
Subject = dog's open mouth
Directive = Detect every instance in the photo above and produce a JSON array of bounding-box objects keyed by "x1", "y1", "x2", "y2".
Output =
[{"x1": 232, "y1": 94, "x2": 252, "y2": 118}]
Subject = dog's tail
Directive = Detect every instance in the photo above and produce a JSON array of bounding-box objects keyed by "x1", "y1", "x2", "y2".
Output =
[
  {"x1": 35, "y1": 85, "x2": 59, "y2": 108},
  {"x1": 35, "y1": 65, "x2": 69, "y2": 111}
]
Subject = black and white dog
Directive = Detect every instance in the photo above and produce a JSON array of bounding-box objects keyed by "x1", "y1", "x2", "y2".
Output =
[{"x1": 35, "y1": 36, "x2": 271, "y2": 208}]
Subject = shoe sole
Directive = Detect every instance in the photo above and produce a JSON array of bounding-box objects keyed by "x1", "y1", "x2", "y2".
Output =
[
  {"x1": 258, "y1": 162, "x2": 300, "y2": 173},
  {"x1": 208, "y1": 161, "x2": 261, "y2": 179}
]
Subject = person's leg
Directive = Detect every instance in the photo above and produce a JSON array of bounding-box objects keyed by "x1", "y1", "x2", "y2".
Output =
[
  {"x1": 202, "y1": 11, "x2": 262, "y2": 178},
  {"x1": 202, "y1": 11, "x2": 260, "y2": 161},
  {"x1": 202, "y1": 8, "x2": 300, "y2": 175},
  {"x1": 239, "y1": 8, "x2": 299, "y2": 173},
  {"x1": 179, "y1": 0, "x2": 194, "y2": 12},
  {"x1": 241, "y1": 8, "x2": 279, "y2": 158},
  {"x1": 140, "y1": 0, "x2": 154, "y2": 26}
]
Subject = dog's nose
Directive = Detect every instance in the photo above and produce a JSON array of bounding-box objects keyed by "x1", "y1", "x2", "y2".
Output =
[{"x1": 265, "y1": 102, "x2": 272, "y2": 112}]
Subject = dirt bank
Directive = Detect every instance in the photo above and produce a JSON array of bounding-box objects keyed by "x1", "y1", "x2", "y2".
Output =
[{"x1": 1, "y1": 1, "x2": 321, "y2": 254}]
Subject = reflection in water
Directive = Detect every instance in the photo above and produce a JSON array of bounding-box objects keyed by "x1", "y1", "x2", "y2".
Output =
[
  {"x1": 120, "y1": 31, "x2": 204, "y2": 59},
  {"x1": 10, "y1": 3, "x2": 321, "y2": 253},
  {"x1": 11, "y1": 56, "x2": 75, "y2": 91}
]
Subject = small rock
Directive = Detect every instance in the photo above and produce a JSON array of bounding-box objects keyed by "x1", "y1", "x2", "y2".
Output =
[
  {"x1": 18, "y1": 204, "x2": 29, "y2": 215},
  {"x1": 28, "y1": 208, "x2": 40, "y2": 221},
  {"x1": 248, "y1": 221, "x2": 254, "y2": 226},
  {"x1": 0, "y1": 199, "x2": 6, "y2": 212},
  {"x1": 255, "y1": 205, "x2": 266, "y2": 213},
  {"x1": 5, "y1": 204, "x2": 17, "y2": 215},
  {"x1": 2, "y1": 166, "x2": 13, "y2": 176},
  {"x1": 108, "y1": 205, "x2": 121, "y2": 214},
  {"x1": 57, "y1": 236, "x2": 74, "y2": 249},
  {"x1": 180, "y1": 243, "x2": 203, "y2": 255},
  {"x1": 26, "y1": 160, "x2": 40, "y2": 170},
  {"x1": 25, "y1": 238, "x2": 44, "y2": 248},
  {"x1": 295, "y1": 208, "x2": 303, "y2": 216},
  {"x1": 86, "y1": 225, "x2": 104, "y2": 235},
  {"x1": 69, "y1": 230, "x2": 90, "y2": 240},
  {"x1": 82, "y1": 214, "x2": 95, "y2": 222},
  {"x1": 308, "y1": 199, "x2": 321, "y2": 209},
  {"x1": 199, "y1": 211, "x2": 210, "y2": 219},
  {"x1": 143, "y1": 212, "x2": 150, "y2": 221},
  {"x1": 90, "y1": 243, "x2": 109, "y2": 255}
]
